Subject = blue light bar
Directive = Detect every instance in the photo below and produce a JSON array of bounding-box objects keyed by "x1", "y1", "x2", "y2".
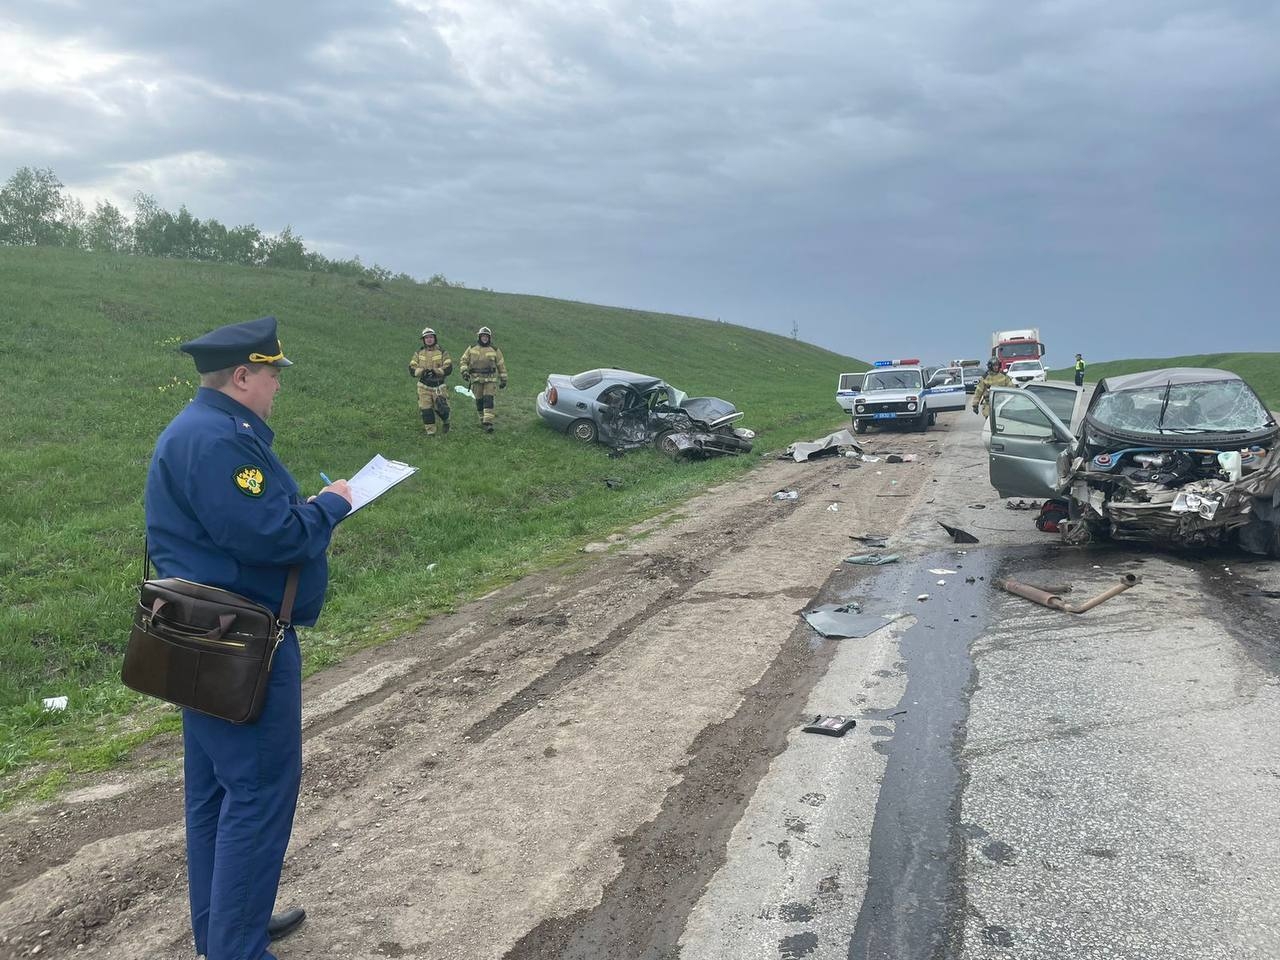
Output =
[{"x1": 873, "y1": 360, "x2": 894, "y2": 367}]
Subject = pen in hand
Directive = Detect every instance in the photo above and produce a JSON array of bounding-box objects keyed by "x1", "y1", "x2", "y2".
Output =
[{"x1": 320, "y1": 472, "x2": 332, "y2": 485}]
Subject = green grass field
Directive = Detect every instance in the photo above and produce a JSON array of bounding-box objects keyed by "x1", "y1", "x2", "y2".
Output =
[
  {"x1": 1051, "y1": 354, "x2": 1280, "y2": 408},
  {"x1": 0, "y1": 246, "x2": 866, "y2": 805}
]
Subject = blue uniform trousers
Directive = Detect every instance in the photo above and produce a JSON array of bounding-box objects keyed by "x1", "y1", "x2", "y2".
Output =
[{"x1": 183, "y1": 631, "x2": 302, "y2": 960}]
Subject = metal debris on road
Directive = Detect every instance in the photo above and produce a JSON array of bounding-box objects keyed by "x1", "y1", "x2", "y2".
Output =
[
  {"x1": 916, "y1": 594, "x2": 930, "y2": 601},
  {"x1": 850, "y1": 534, "x2": 889, "y2": 547},
  {"x1": 928, "y1": 568, "x2": 957, "y2": 575},
  {"x1": 782, "y1": 429, "x2": 863, "y2": 462},
  {"x1": 801, "y1": 603, "x2": 905, "y2": 639},
  {"x1": 801, "y1": 715, "x2": 857, "y2": 737},
  {"x1": 773, "y1": 490, "x2": 799, "y2": 501},
  {"x1": 844, "y1": 553, "x2": 900, "y2": 566},
  {"x1": 827, "y1": 503, "x2": 840, "y2": 512},
  {"x1": 939, "y1": 521, "x2": 980, "y2": 544},
  {"x1": 994, "y1": 574, "x2": 1141, "y2": 613}
]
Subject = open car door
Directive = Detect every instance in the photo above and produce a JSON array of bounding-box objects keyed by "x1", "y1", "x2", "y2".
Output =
[
  {"x1": 925, "y1": 366, "x2": 967, "y2": 412},
  {"x1": 987, "y1": 387, "x2": 1074, "y2": 498}
]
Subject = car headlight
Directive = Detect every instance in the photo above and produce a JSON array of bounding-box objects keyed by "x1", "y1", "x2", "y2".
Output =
[
  {"x1": 906, "y1": 402, "x2": 917, "y2": 411},
  {"x1": 856, "y1": 404, "x2": 865, "y2": 413}
]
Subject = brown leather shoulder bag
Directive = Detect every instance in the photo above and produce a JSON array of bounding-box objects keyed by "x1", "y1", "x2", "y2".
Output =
[{"x1": 121, "y1": 544, "x2": 299, "y2": 724}]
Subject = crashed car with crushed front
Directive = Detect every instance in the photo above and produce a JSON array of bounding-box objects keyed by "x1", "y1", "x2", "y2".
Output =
[
  {"x1": 535, "y1": 368, "x2": 754, "y2": 458},
  {"x1": 986, "y1": 368, "x2": 1280, "y2": 554}
]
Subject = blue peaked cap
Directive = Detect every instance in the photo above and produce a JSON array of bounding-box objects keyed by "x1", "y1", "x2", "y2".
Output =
[{"x1": 180, "y1": 315, "x2": 293, "y2": 373}]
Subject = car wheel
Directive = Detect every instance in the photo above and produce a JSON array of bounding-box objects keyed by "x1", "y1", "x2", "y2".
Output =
[
  {"x1": 927, "y1": 411, "x2": 937, "y2": 426},
  {"x1": 1067, "y1": 497, "x2": 1109, "y2": 541},
  {"x1": 852, "y1": 418, "x2": 867, "y2": 434},
  {"x1": 915, "y1": 412, "x2": 928, "y2": 431},
  {"x1": 569, "y1": 418, "x2": 598, "y2": 443},
  {"x1": 655, "y1": 430, "x2": 682, "y2": 459}
]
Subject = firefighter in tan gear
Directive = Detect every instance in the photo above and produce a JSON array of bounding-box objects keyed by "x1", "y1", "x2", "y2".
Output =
[
  {"x1": 972, "y1": 359, "x2": 1015, "y2": 418},
  {"x1": 459, "y1": 326, "x2": 507, "y2": 432},
  {"x1": 408, "y1": 327, "x2": 453, "y2": 435}
]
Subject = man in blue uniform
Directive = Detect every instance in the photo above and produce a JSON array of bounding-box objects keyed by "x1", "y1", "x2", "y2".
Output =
[{"x1": 145, "y1": 315, "x2": 352, "y2": 960}]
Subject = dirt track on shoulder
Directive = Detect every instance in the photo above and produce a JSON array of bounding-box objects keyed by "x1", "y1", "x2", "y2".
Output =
[{"x1": 0, "y1": 427, "x2": 948, "y2": 960}]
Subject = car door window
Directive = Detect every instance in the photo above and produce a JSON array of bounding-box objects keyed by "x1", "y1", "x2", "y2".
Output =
[
  {"x1": 598, "y1": 386, "x2": 629, "y2": 409},
  {"x1": 1024, "y1": 385, "x2": 1079, "y2": 426},
  {"x1": 995, "y1": 393, "x2": 1060, "y2": 439}
]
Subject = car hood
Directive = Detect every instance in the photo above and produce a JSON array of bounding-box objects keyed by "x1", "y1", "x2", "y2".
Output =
[
  {"x1": 855, "y1": 389, "x2": 918, "y2": 402},
  {"x1": 1082, "y1": 418, "x2": 1280, "y2": 453},
  {"x1": 678, "y1": 396, "x2": 740, "y2": 426}
]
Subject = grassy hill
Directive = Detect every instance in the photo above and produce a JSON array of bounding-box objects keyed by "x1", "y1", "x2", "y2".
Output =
[
  {"x1": 0, "y1": 246, "x2": 864, "y2": 803},
  {"x1": 1051, "y1": 354, "x2": 1280, "y2": 407}
]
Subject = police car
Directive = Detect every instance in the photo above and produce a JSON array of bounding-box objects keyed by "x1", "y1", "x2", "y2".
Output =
[{"x1": 850, "y1": 360, "x2": 966, "y2": 434}]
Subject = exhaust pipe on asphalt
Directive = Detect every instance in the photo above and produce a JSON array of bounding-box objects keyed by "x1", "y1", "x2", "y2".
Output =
[{"x1": 993, "y1": 574, "x2": 1141, "y2": 614}]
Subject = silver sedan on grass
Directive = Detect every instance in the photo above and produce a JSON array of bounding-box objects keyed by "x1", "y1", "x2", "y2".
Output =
[{"x1": 535, "y1": 368, "x2": 754, "y2": 457}]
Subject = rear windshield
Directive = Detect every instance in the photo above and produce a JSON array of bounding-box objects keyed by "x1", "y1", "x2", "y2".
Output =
[
  {"x1": 1090, "y1": 379, "x2": 1273, "y2": 435},
  {"x1": 862, "y1": 370, "x2": 922, "y2": 391},
  {"x1": 570, "y1": 370, "x2": 604, "y2": 390}
]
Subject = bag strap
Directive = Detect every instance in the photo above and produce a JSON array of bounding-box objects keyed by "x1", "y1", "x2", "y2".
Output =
[
  {"x1": 278, "y1": 566, "x2": 300, "y2": 628},
  {"x1": 144, "y1": 538, "x2": 301, "y2": 627}
]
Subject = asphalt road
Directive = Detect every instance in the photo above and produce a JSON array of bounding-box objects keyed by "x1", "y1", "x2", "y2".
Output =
[{"x1": 2, "y1": 412, "x2": 1278, "y2": 960}]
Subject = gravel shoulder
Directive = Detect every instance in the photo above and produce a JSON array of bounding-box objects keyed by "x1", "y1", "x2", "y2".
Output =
[{"x1": 0, "y1": 423, "x2": 949, "y2": 960}]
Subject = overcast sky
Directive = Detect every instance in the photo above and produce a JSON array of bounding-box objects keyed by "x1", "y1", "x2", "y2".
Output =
[{"x1": 4, "y1": 0, "x2": 1278, "y2": 363}]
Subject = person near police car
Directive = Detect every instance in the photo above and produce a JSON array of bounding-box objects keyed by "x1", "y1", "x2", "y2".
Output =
[
  {"x1": 409, "y1": 326, "x2": 453, "y2": 435},
  {"x1": 1074, "y1": 353, "x2": 1086, "y2": 387},
  {"x1": 972, "y1": 359, "x2": 1015, "y2": 417},
  {"x1": 144, "y1": 315, "x2": 352, "y2": 960},
  {"x1": 459, "y1": 325, "x2": 507, "y2": 432}
]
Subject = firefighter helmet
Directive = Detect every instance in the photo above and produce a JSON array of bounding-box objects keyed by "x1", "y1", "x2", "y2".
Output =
[
  {"x1": 477, "y1": 326, "x2": 492, "y2": 338},
  {"x1": 421, "y1": 327, "x2": 436, "y2": 339}
]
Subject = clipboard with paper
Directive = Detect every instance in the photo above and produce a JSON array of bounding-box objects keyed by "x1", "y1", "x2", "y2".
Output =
[{"x1": 345, "y1": 454, "x2": 418, "y2": 514}]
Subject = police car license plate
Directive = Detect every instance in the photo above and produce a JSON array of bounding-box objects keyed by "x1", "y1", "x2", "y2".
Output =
[{"x1": 874, "y1": 412, "x2": 897, "y2": 420}]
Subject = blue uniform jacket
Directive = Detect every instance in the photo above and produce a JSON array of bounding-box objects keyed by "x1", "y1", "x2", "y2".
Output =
[{"x1": 144, "y1": 388, "x2": 350, "y2": 626}]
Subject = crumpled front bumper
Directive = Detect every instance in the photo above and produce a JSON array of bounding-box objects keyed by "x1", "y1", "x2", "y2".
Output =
[{"x1": 1070, "y1": 449, "x2": 1280, "y2": 549}]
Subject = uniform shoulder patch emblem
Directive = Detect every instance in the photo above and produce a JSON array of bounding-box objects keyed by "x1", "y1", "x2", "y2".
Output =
[{"x1": 233, "y1": 465, "x2": 267, "y2": 498}]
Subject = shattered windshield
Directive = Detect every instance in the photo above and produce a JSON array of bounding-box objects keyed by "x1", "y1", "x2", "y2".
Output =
[
  {"x1": 862, "y1": 370, "x2": 922, "y2": 391},
  {"x1": 1090, "y1": 380, "x2": 1273, "y2": 435}
]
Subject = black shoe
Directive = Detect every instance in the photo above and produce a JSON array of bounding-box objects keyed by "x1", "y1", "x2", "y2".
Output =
[
  {"x1": 483, "y1": 423, "x2": 494, "y2": 433},
  {"x1": 441, "y1": 420, "x2": 450, "y2": 435},
  {"x1": 268, "y1": 907, "x2": 306, "y2": 941}
]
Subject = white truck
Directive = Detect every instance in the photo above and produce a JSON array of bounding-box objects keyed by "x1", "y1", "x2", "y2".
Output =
[{"x1": 991, "y1": 328, "x2": 1046, "y2": 372}]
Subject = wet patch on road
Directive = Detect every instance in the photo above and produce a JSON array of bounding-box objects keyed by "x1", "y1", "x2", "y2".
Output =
[{"x1": 845, "y1": 547, "x2": 1001, "y2": 960}]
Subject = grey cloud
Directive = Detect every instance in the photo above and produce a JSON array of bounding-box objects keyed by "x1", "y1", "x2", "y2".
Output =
[{"x1": 3, "y1": 0, "x2": 1279, "y2": 360}]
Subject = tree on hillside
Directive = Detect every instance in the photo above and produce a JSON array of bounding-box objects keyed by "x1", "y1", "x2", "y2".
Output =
[
  {"x1": 262, "y1": 225, "x2": 308, "y2": 270},
  {"x1": 86, "y1": 200, "x2": 131, "y2": 253},
  {"x1": 131, "y1": 192, "x2": 168, "y2": 257},
  {"x1": 0, "y1": 167, "x2": 71, "y2": 246},
  {"x1": 0, "y1": 164, "x2": 457, "y2": 289}
]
